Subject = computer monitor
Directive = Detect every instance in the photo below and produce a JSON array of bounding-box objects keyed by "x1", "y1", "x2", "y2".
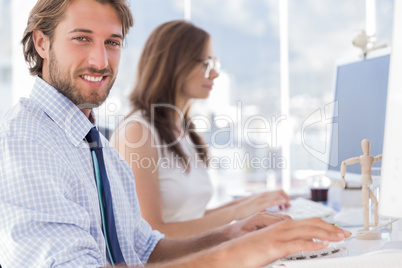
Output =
[
  {"x1": 379, "y1": 0, "x2": 402, "y2": 219},
  {"x1": 326, "y1": 50, "x2": 390, "y2": 186}
]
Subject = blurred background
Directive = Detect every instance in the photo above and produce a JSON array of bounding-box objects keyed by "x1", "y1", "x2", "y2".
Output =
[{"x1": 0, "y1": 0, "x2": 394, "y2": 199}]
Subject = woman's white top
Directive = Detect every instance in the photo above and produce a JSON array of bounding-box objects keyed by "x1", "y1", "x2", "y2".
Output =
[{"x1": 114, "y1": 111, "x2": 213, "y2": 223}]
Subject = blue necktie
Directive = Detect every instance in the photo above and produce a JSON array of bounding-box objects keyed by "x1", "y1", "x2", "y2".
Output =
[{"x1": 85, "y1": 127, "x2": 125, "y2": 265}]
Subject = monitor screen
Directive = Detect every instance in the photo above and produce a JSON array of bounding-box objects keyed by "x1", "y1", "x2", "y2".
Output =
[
  {"x1": 379, "y1": 0, "x2": 402, "y2": 219},
  {"x1": 326, "y1": 51, "x2": 390, "y2": 184}
]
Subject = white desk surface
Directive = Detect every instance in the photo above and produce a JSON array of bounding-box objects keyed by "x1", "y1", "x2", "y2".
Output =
[
  {"x1": 343, "y1": 218, "x2": 402, "y2": 256},
  {"x1": 326, "y1": 184, "x2": 402, "y2": 255}
]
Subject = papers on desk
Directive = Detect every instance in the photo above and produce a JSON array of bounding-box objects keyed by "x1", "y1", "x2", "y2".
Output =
[{"x1": 273, "y1": 250, "x2": 402, "y2": 268}]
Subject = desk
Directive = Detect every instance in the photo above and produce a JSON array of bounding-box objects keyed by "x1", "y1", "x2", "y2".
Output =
[
  {"x1": 342, "y1": 218, "x2": 402, "y2": 256},
  {"x1": 268, "y1": 219, "x2": 402, "y2": 268},
  {"x1": 328, "y1": 184, "x2": 402, "y2": 256},
  {"x1": 208, "y1": 171, "x2": 402, "y2": 265},
  {"x1": 265, "y1": 187, "x2": 402, "y2": 266}
]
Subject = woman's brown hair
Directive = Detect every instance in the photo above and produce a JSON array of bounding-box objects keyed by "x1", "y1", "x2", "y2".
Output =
[{"x1": 128, "y1": 20, "x2": 209, "y2": 168}]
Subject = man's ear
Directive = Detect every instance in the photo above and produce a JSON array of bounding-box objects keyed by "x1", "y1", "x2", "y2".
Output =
[{"x1": 32, "y1": 30, "x2": 50, "y2": 59}]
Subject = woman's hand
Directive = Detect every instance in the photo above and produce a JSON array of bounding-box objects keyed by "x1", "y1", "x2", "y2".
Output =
[{"x1": 233, "y1": 190, "x2": 291, "y2": 220}]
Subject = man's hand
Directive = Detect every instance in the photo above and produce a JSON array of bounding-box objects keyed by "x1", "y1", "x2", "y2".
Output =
[
  {"x1": 227, "y1": 217, "x2": 351, "y2": 268},
  {"x1": 225, "y1": 212, "x2": 292, "y2": 239},
  {"x1": 148, "y1": 217, "x2": 351, "y2": 268}
]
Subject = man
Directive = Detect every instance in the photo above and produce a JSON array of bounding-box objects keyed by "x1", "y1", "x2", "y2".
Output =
[{"x1": 0, "y1": 0, "x2": 350, "y2": 267}]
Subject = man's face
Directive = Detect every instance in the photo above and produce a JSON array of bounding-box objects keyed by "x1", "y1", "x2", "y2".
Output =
[{"x1": 42, "y1": 0, "x2": 123, "y2": 108}]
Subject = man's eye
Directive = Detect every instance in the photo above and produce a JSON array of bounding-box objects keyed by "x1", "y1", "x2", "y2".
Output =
[
  {"x1": 74, "y1": 37, "x2": 87, "y2": 41},
  {"x1": 107, "y1": 40, "x2": 121, "y2": 47}
]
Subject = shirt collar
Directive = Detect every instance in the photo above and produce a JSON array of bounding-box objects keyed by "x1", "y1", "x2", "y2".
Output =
[{"x1": 29, "y1": 77, "x2": 94, "y2": 147}]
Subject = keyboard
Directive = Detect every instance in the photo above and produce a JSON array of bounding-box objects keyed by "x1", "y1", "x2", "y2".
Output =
[
  {"x1": 278, "y1": 241, "x2": 347, "y2": 262},
  {"x1": 268, "y1": 241, "x2": 348, "y2": 267},
  {"x1": 266, "y1": 197, "x2": 336, "y2": 222},
  {"x1": 273, "y1": 246, "x2": 402, "y2": 267}
]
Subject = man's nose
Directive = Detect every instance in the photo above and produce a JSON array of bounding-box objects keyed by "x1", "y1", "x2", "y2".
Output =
[{"x1": 87, "y1": 43, "x2": 108, "y2": 70}]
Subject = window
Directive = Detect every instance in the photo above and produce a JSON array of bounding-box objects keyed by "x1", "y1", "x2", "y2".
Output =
[{"x1": 2, "y1": 0, "x2": 394, "y2": 193}]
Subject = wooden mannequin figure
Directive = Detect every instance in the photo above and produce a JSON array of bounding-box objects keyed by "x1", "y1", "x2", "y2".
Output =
[{"x1": 341, "y1": 139, "x2": 382, "y2": 238}]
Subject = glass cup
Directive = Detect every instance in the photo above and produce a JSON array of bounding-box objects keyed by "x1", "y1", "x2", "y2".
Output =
[{"x1": 308, "y1": 175, "x2": 331, "y2": 202}]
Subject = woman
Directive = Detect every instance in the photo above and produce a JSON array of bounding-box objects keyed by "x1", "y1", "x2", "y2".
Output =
[{"x1": 111, "y1": 20, "x2": 290, "y2": 238}]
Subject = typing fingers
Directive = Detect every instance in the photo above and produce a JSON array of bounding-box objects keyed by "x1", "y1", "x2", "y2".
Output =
[
  {"x1": 263, "y1": 196, "x2": 289, "y2": 208},
  {"x1": 266, "y1": 190, "x2": 291, "y2": 208},
  {"x1": 277, "y1": 190, "x2": 291, "y2": 208},
  {"x1": 273, "y1": 238, "x2": 330, "y2": 259},
  {"x1": 262, "y1": 212, "x2": 292, "y2": 221},
  {"x1": 250, "y1": 212, "x2": 291, "y2": 229},
  {"x1": 273, "y1": 218, "x2": 350, "y2": 242}
]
